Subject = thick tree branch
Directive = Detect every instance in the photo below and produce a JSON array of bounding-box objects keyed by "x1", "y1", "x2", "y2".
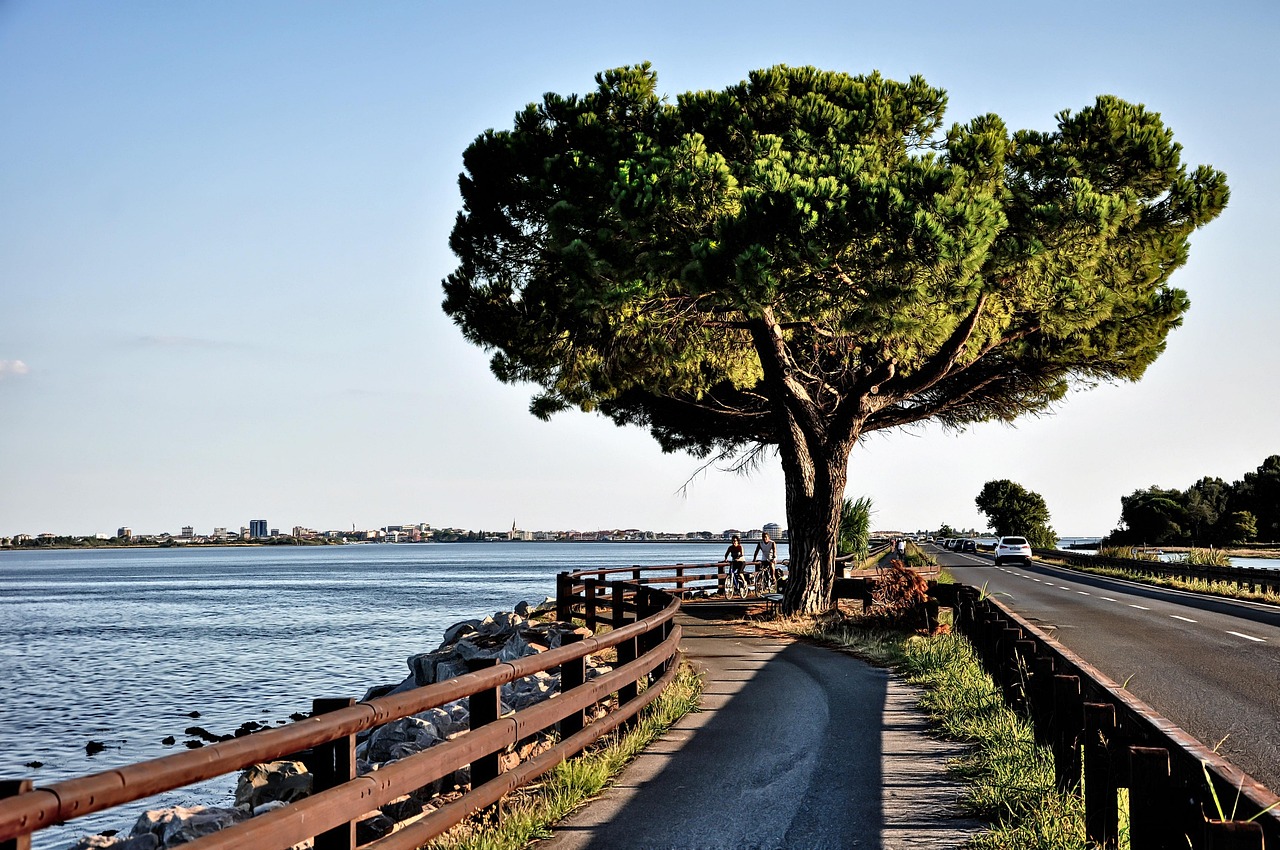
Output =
[
  {"x1": 884, "y1": 292, "x2": 988, "y2": 399},
  {"x1": 749, "y1": 306, "x2": 829, "y2": 445}
]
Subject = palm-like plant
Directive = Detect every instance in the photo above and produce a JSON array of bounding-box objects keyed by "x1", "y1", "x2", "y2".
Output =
[{"x1": 839, "y1": 496, "x2": 874, "y2": 561}]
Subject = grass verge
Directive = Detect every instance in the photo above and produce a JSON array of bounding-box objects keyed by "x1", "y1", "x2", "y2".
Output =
[
  {"x1": 760, "y1": 611, "x2": 1089, "y2": 849},
  {"x1": 425, "y1": 659, "x2": 703, "y2": 850},
  {"x1": 1041, "y1": 557, "x2": 1280, "y2": 606}
]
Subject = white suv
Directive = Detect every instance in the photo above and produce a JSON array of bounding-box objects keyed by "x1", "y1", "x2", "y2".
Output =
[{"x1": 994, "y1": 536, "x2": 1032, "y2": 566}]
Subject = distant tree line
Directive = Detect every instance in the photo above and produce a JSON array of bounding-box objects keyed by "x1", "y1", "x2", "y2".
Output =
[{"x1": 1107, "y1": 455, "x2": 1280, "y2": 546}]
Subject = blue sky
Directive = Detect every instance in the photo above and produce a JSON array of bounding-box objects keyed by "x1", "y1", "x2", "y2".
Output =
[{"x1": 2, "y1": 1, "x2": 1276, "y2": 538}]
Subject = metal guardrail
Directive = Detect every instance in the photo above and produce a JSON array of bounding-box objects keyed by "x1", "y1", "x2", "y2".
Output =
[
  {"x1": 0, "y1": 579, "x2": 681, "y2": 850},
  {"x1": 946, "y1": 583, "x2": 1280, "y2": 849},
  {"x1": 1038, "y1": 549, "x2": 1280, "y2": 596}
]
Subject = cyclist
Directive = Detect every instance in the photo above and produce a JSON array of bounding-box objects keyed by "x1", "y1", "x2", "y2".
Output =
[
  {"x1": 724, "y1": 534, "x2": 747, "y2": 597},
  {"x1": 752, "y1": 531, "x2": 780, "y2": 594}
]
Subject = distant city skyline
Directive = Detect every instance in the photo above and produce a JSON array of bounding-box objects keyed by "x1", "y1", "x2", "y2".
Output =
[{"x1": 2, "y1": 2, "x2": 1276, "y2": 540}]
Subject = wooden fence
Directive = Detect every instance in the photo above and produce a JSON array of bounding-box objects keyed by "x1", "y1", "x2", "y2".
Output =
[
  {"x1": 947, "y1": 583, "x2": 1280, "y2": 849},
  {"x1": 1038, "y1": 549, "x2": 1280, "y2": 596},
  {"x1": 0, "y1": 579, "x2": 681, "y2": 850}
]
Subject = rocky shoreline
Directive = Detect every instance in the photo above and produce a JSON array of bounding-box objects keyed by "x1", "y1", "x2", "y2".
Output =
[{"x1": 67, "y1": 597, "x2": 613, "y2": 849}]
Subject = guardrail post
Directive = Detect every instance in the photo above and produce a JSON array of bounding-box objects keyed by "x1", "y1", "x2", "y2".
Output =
[
  {"x1": 1083, "y1": 702, "x2": 1118, "y2": 848},
  {"x1": 1129, "y1": 747, "x2": 1174, "y2": 850},
  {"x1": 306, "y1": 697, "x2": 357, "y2": 850},
  {"x1": 556, "y1": 572, "x2": 572, "y2": 622},
  {"x1": 467, "y1": 658, "x2": 502, "y2": 792},
  {"x1": 612, "y1": 582, "x2": 627, "y2": 629},
  {"x1": 1203, "y1": 820, "x2": 1264, "y2": 849},
  {"x1": 675, "y1": 565, "x2": 684, "y2": 597},
  {"x1": 1011, "y1": 639, "x2": 1036, "y2": 713},
  {"x1": 1029, "y1": 655, "x2": 1055, "y2": 745},
  {"x1": 0, "y1": 780, "x2": 33, "y2": 850},
  {"x1": 998, "y1": 625, "x2": 1023, "y2": 707},
  {"x1": 559, "y1": 632, "x2": 586, "y2": 738},
  {"x1": 716, "y1": 565, "x2": 726, "y2": 597},
  {"x1": 1052, "y1": 674, "x2": 1083, "y2": 792}
]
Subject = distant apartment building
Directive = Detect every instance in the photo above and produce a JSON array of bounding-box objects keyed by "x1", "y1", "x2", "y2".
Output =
[
  {"x1": 180, "y1": 526, "x2": 194, "y2": 539},
  {"x1": 249, "y1": 520, "x2": 268, "y2": 539},
  {"x1": 763, "y1": 522, "x2": 783, "y2": 539},
  {"x1": 117, "y1": 527, "x2": 133, "y2": 540}
]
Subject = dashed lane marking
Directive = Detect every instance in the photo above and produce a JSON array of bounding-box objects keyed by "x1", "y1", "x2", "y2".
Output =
[
  {"x1": 1100, "y1": 597, "x2": 1118, "y2": 602},
  {"x1": 1130, "y1": 604, "x2": 1150, "y2": 610},
  {"x1": 1170, "y1": 615, "x2": 1197, "y2": 623},
  {"x1": 1077, "y1": 591, "x2": 1090, "y2": 595},
  {"x1": 1227, "y1": 631, "x2": 1266, "y2": 643}
]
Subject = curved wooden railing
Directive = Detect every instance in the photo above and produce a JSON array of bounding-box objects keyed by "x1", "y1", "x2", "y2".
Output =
[{"x1": 0, "y1": 579, "x2": 681, "y2": 850}]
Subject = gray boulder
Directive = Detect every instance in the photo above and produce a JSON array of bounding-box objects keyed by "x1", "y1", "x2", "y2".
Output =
[
  {"x1": 234, "y1": 760, "x2": 312, "y2": 809},
  {"x1": 129, "y1": 805, "x2": 248, "y2": 846}
]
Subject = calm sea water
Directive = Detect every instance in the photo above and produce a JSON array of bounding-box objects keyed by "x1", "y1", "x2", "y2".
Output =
[{"x1": 0, "y1": 542, "x2": 746, "y2": 848}]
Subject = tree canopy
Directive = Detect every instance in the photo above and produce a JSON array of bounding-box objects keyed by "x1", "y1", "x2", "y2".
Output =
[
  {"x1": 975, "y1": 479, "x2": 1058, "y2": 548},
  {"x1": 1109, "y1": 455, "x2": 1279, "y2": 546},
  {"x1": 443, "y1": 64, "x2": 1228, "y2": 612}
]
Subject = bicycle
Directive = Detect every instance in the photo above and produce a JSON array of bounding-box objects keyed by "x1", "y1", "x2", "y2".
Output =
[
  {"x1": 752, "y1": 562, "x2": 783, "y2": 595},
  {"x1": 727, "y1": 560, "x2": 749, "y2": 598}
]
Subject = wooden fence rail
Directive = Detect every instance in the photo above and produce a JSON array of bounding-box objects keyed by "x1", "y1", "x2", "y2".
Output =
[
  {"x1": 1037, "y1": 549, "x2": 1280, "y2": 596},
  {"x1": 945, "y1": 583, "x2": 1280, "y2": 849},
  {"x1": 0, "y1": 577, "x2": 682, "y2": 850}
]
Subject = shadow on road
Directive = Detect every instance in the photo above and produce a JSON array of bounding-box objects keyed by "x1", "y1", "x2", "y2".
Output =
[{"x1": 542, "y1": 616, "x2": 922, "y2": 849}]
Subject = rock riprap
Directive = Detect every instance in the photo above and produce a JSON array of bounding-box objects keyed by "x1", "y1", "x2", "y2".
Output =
[{"x1": 68, "y1": 599, "x2": 615, "y2": 849}]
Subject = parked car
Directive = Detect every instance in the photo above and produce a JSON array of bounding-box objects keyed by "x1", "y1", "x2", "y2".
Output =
[
  {"x1": 994, "y1": 536, "x2": 1033, "y2": 565},
  {"x1": 958, "y1": 538, "x2": 977, "y2": 553}
]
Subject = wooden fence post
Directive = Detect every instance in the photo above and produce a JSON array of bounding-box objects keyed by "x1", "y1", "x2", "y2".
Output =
[
  {"x1": 556, "y1": 572, "x2": 572, "y2": 622},
  {"x1": 1204, "y1": 820, "x2": 1264, "y2": 850},
  {"x1": 584, "y1": 579, "x2": 598, "y2": 631},
  {"x1": 1083, "y1": 702, "x2": 1118, "y2": 848},
  {"x1": 1029, "y1": 655, "x2": 1056, "y2": 745},
  {"x1": 306, "y1": 697, "x2": 357, "y2": 850},
  {"x1": 467, "y1": 658, "x2": 502, "y2": 793},
  {"x1": 1052, "y1": 674, "x2": 1083, "y2": 793},
  {"x1": 0, "y1": 780, "x2": 33, "y2": 850},
  {"x1": 617, "y1": 629, "x2": 638, "y2": 709},
  {"x1": 612, "y1": 582, "x2": 627, "y2": 629},
  {"x1": 559, "y1": 632, "x2": 586, "y2": 738},
  {"x1": 1128, "y1": 746, "x2": 1174, "y2": 850}
]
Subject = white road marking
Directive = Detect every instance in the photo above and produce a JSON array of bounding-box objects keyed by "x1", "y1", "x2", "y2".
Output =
[
  {"x1": 1077, "y1": 591, "x2": 1090, "y2": 595},
  {"x1": 1170, "y1": 615, "x2": 1197, "y2": 623},
  {"x1": 1129, "y1": 604, "x2": 1150, "y2": 610},
  {"x1": 1227, "y1": 631, "x2": 1266, "y2": 643},
  {"x1": 1100, "y1": 597, "x2": 1118, "y2": 602}
]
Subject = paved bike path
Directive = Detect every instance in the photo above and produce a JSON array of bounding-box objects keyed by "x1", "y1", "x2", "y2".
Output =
[{"x1": 539, "y1": 616, "x2": 982, "y2": 850}]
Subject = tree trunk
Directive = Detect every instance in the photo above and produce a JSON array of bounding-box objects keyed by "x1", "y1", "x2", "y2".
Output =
[{"x1": 780, "y1": 433, "x2": 853, "y2": 615}]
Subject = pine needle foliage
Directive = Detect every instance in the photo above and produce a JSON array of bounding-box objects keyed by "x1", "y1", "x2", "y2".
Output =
[{"x1": 444, "y1": 64, "x2": 1228, "y2": 614}]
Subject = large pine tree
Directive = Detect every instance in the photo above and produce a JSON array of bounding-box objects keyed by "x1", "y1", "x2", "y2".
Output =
[{"x1": 444, "y1": 64, "x2": 1228, "y2": 613}]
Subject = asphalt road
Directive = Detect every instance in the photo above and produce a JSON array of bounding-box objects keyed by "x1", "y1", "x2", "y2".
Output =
[{"x1": 936, "y1": 545, "x2": 1280, "y2": 792}]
